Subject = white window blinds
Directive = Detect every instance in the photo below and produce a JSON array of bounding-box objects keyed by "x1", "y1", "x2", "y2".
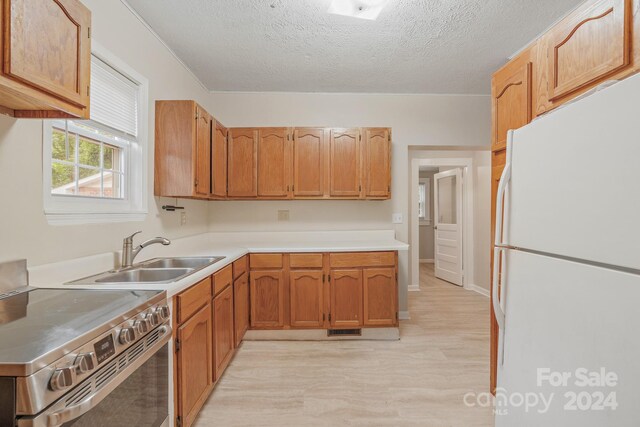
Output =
[{"x1": 90, "y1": 55, "x2": 139, "y2": 139}]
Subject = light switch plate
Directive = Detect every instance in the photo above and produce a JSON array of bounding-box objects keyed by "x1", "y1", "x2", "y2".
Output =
[{"x1": 392, "y1": 213, "x2": 403, "y2": 224}]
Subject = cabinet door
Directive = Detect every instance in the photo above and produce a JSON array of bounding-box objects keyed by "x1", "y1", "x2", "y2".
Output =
[
  {"x1": 292, "y1": 128, "x2": 325, "y2": 197},
  {"x1": 250, "y1": 270, "x2": 285, "y2": 328},
  {"x1": 228, "y1": 128, "x2": 257, "y2": 197},
  {"x1": 195, "y1": 106, "x2": 211, "y2": 196},
  {"x1": 212, "y1": 120, "x2": 227, "y2": 197},
  {"x1": 3, "y1": 0, "x2": 91, "y2": 108},
  {"x1": 329, "y1": 128, "x2": 361, "y2": 197},
  {"x1": 257, "y1": 128, "x2": 290, "y2": 198},
  {"x1": 492, "y1": 62, "x2": 532, "y2": 150},
  {"x1": 213, "y1": 285, "x2": 235, "y2": 380},
  {"x1": 290, "y1": 270, "x2": 324, "y2": 328},
  {"x1": 177, "y1": 303, "x2": 212, "y2": 427},
  {"x1": 363, "y1": 128, "x2": 391, "y2": 198},
  {"x1": 363, "y1": 268, "x2": 397, "y2": 326},
  {"x1": 329, "y1": 269, "x2": 363, "y2": 328},
  {"x1": 546, "y1": 0, "x2": 631, "y2": 101},
  {"x1": 233, "y1": 272, "x2": 249, "y2": 346}
]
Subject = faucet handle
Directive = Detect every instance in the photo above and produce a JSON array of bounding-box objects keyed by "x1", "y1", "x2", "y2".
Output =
[{"x1": 124, "y1": 231, "x2": 142, "y2": 243}]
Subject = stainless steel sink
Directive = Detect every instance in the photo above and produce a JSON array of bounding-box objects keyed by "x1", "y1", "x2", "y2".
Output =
[
  {"x1": 94, "y1": 268, "x2": 192, "y2": 284},
  {"x1": 66, "y1": 256, "x2": 225, "y2": 285},
  {"x1": 140, "y1": 257, "x2": 224, "y2": 270}
]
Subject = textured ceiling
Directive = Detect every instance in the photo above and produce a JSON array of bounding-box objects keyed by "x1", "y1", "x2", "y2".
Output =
[{"x1": 125, "y1": 0, "x2": 584, "y2": 94}]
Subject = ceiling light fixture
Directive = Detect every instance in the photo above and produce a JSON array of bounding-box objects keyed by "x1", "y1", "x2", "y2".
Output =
[{"x1": 328, "y1": 0, "x2": 391, "y2": 21}]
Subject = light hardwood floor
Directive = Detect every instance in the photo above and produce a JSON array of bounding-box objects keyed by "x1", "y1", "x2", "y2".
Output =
[{"x1": 194, "y1": 263, "x2": 494, "y2": 426}]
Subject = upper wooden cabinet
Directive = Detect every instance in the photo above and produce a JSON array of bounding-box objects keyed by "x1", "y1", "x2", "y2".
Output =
[
  {"x1": 292, "y1": 128, "x2": 326, "y2": 197},
  {"x1": 257, "y1": 128, "x2": 291, "y2": 198},
  {"x1": 329, "y1": 128, "x2": 362, "y2": 197},
  {"x1": 363, "y1": 128, "x2": 391, "y2": 198},
  {"x1": 0, "y1": 0, "x2": 91, "y2": 118},
  {"x1": 212, "y1": 120, "x2": 228, "y2": 198},
  {"x1": 155, "y1": 101, "x2": 212, "y2": 199},
  {"x1": 228, "y1": 128, "x2": 258, "y2": 198},
  {"x1": 545, "y1": 0, "x2": 632, "y2": 102}
]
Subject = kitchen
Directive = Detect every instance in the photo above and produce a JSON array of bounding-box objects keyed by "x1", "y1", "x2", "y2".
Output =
[{"x1": 1, "y1": 0, "x2": 639, "y2": 426}]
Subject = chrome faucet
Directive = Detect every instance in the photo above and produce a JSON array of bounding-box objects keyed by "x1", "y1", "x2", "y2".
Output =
[{"x1": 121, "y1": 231, "x2": 171, "y2": 268}]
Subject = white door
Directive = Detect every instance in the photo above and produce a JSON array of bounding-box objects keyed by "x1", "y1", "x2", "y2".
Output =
[{"x1": 433, "y1": 168, "x2": 463, "y2": 286}]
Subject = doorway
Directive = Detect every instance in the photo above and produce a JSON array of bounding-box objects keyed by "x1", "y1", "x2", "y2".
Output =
[{"x1": 410, "y1": 157, "x2": 475, "y2": 292}]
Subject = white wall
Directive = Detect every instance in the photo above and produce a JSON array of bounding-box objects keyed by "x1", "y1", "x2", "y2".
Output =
[
  {"x1": 0, "y1": 0, "x2": 212, "y2": 266},
  {"x1": 208, "y1": 92, "x2": 491, "y2": 311}
]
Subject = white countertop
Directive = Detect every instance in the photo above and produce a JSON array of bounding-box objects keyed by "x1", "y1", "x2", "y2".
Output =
[{"x1": 30, "y1": 230, "x2": 408, "y2": 298}]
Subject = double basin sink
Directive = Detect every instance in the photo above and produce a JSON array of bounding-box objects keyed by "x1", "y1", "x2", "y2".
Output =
[{"x1": 67, "y1": 256, "x2": 225, "y2": 285}]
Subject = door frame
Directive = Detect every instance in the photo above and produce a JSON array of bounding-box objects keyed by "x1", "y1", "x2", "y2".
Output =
[{"x1": 410, "y1": 157, "x2": 475, "y2": 291}]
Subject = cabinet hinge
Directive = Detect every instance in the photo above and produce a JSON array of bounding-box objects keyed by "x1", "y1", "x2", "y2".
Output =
[
  {"x1": 328, "y1": 313, "x2": 332, "y2": 322},
  {"x1": 359, "y1": 134, "x2": 362, "y2": 142},
  {"x1": 323, "y1": 313, "x2": 325, "y2": 322},
  {"x1": 328, "y1": 275, "x2": 331, "y2": 282},
  {"x1": 359, "y1": 185, "x2": 362, "y2": 192},
  {"x1": 175, "y1": 338, "x2": 181, "y2": 352},
  {"x1": 176, "y1": 416, "x2": 182, "y2": 427},
  {"x1": 86, "y1": 85, "x2": 90, "y2": 97},
  {"x1": 88, "y1": 27, "x2": 91, "y2": 38},
  {"x1": 396, "y1": 311, "x2": 399, "y2": 320},
  {"x1": 292, "y1": 185, "x2": 295, "y2": 192},
  {"x1": 195, "y1": 178, "x2": 199, "y2": 187},
  {"x1": 322, "y1": 274, "x2": 325, "y2": 282}
]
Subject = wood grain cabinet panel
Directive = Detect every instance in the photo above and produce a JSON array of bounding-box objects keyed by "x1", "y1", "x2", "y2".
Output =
[
  {"x1": 491, "y1": 61, "x2": 532, "y2": 150},
  {"x1": 257, "y1": 128, "x2": 291, "y2": 198},
  {"x1": 195, "y1": 106, "x2": 212, "y2": 196},
  {"x1": 155, "y1": 101, "x2": 212, "y2": 199},
  {"x1": 212, "y1": 120, "x2": 228, "y2": 198},
  {"x1": 546, "y1": 0, "x2": 632, "y2": 101},
  {"x1": 0, "y1": 0, "x2": 91, "y2": 118},
  {"x1": 290, "y1": 270, "x2": 324, "y2": 328},
  {"x1": 292, "y1": 128, "x2": 326, "y2": 197},
  {"x1": 233, "y1": 271, "x2": 249, "y2": 346},
  {"x1": 363, "y1": 128, "x2": 391, "y2": 198},
  {"x1": 213, "y1": 285, "x2": 235, "y2": 381},
  {"x1": 228, "y1": 128, "x2": 258, "y2": 197},
  {"x1": 329, "y1": 269, "x2": 363, "y2": 328},
  {"x1": 363, "y1": 268, "x2": 397, "y2": 326},
  {"x1": 176, "y1": 277, "x2": 212, "y2": 324},
  {"x1": 329, "y1": 128, "x2": 361, "y2": 197},
  {"x1": 250, "y1": 270, "x2": 285, "y2": 328},
  {"x1": 176, "y1": 303, "x2": 213, "y2": 427}
]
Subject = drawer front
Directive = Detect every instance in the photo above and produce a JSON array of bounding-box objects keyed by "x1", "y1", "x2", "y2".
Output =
[
  {"x1": 289, "y1": 253, "x2": 323, "y2": 269},
  {"x1": 176, "y1": 277, "x2": 212, "y2": 324},
  {"x1": 232, "y1": 256, "x2": 247, "y2": 279},
  {"x1": 329, "y1": 252, "x2": 395, "y2": 268},
  {"x1": 214, "y1": 265, "x2": 233, "y2": 296},
  {"x1": 250, "y1": 253, "x2": 283, "y2": 269}
]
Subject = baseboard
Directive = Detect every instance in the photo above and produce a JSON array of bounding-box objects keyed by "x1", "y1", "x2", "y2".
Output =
[
  {"x1": 408, "y1": 284, "x2": 420, "y2": 292},
  {"x1": 419, "y1": 259, "x2": 434, "y2": 263},
  {"x1": 467, "y1": 284, "x2": 490, "y2": 298},
  {"x1": 244, "y1": 328, "x2": 400, "y2": 341},
  {"x1": 399, "y1": 311, "x2": 410, "y2": 320}
]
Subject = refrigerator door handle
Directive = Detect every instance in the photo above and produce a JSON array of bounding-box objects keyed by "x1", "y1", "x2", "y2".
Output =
[
  {"x1": 494, "y1": 132, "x2": 513, "y2": 247},
  {"x1": 492, "y1": 246, "x2": 507, "y2": 366}
]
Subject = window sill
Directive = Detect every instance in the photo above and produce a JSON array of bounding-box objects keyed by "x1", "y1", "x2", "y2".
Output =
[{"x1": 45, "y1": 212, "x2": 147, "y2": 226}]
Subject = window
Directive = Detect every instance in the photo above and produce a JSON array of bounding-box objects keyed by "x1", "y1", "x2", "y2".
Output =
[
  {"x1": 418, "y1": 178, "x2": 431, "y2": 225},
  {"x1": 43, "y1": 44, "x2": 148, "y2": 225}
]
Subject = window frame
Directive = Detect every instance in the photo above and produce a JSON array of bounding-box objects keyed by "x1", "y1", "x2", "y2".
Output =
[
  {"x1": 42, "y1": 42, "x2": 149, "y2": 225},
  {"x1": 418, "y1": 177, "x2": 431, "y2": 226}
]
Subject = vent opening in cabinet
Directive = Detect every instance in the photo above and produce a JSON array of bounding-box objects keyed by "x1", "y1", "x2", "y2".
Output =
[{"x1": 327, "y1": 329, "x2": 362, "y2": 337}]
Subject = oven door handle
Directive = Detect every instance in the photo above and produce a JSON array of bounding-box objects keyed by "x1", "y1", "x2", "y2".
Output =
[{"x1": 46, "y1": 325, "x2": 172, "y2": 427}]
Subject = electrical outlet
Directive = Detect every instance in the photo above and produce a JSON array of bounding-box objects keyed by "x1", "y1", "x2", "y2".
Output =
[
  {"x1": 180, "y1": 211, "x2": 187, "y2": 226},
  {"x1": 278, "y1": 210, "x2": 290, "y2": 221},
  {"x1": 392, "y1": 213, "x2": 403, "y2": 224}
]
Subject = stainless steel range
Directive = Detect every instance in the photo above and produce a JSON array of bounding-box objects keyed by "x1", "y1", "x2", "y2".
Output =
[{"x1": 0, "y1": 260, "x2": 172, "y2": 427}]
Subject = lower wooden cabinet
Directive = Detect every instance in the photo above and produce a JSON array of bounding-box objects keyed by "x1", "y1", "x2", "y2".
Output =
[
  {"x1": 329, "y1": 269, "x2": 363, "y2": 328},
  {"x1": 213, "y1": 285, "x2": 235, "y2": 380},
  {"x1": 233, "y1": 271, "x2": 249, "y2": 346},
  {"x1": 363, "y1": 268, "x2": 397, "y2": 326},
  {"x1": 176, "y1": 303, "x2": 213, "y2": 427},
  {"x1": 289, "y1": 270, "x2": 324, "y2": 328},
  {"x1": 250, "y1": 270, "x2": 285, "y2": 328}
]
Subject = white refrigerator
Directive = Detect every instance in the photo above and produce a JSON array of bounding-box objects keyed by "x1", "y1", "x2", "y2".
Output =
[{"x1": 493, "y1": 72, "x2": 640, "y2": 426}]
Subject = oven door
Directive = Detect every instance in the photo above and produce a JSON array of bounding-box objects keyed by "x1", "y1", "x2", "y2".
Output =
[{"x1": 18, "y1": 324, "x2": 171, "y2": 427}]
